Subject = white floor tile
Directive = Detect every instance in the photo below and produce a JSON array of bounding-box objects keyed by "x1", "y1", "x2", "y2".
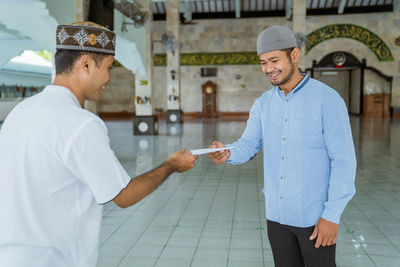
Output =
[{"x1": 94, "y1": 118, "x2": 400, "y2": 267}]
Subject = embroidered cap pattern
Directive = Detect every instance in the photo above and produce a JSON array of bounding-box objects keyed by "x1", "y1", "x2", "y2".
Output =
[
  {"x1": 97, "y1": 32, "x2": 110, "y2": 48},
  {"x1": 73, "y1": 30, "x2": 90, "y2": 46},
  {"x1": 57, "y1": 28, "x2": 70, "y2": 44}
]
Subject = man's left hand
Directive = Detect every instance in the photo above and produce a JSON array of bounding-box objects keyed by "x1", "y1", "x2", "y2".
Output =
[{"x1": 309, "y1": 218, "x2": 339, "y2": 248}]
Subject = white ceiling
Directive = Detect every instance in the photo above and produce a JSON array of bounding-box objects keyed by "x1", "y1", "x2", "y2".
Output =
[{"x1": 152, "y1": 0, "x2": 394, "y2": 15}]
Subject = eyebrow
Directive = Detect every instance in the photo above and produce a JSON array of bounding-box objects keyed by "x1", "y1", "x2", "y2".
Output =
[{"x1": 260, "y1": 56, "x2": 279, "y2": 63}]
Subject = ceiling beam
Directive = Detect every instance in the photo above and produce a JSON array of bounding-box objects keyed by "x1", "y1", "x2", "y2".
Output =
[
  {"x1": 394, "y1": 0, "x2": 400, "y2": 12},
  {"x1": 338, "y1": 0, "x2": 347, "y2": 14},
  {"x1": 182, "y1": 0, "x2": 192, "y2": 21},
  {"x1": 154, "y1": 2, "x2": 160, "y2": 13},
  {"x1": 285, "y1": 0, "x2": 293, "y2": 19},
  {"x1": 152, "y1": 0, "x2": 202, "y2": 2},
  {"x1": 235, "y1": 0, "x2": 241, "y2": 18}
]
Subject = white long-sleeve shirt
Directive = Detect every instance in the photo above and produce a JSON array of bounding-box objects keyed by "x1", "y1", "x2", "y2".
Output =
[{"x1": 0, "y1": 85, "x2": 131, "y2": 267}]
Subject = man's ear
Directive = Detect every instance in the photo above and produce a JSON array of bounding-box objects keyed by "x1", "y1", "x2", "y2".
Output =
[
  {"x1": 76, "y1": 54, "x2": 91, "y2": 74},
  {"x1": 291, "y1": 47, "x2": 300, "y2": 64}
]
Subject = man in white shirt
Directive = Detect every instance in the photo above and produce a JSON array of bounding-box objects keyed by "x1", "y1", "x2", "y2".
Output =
[{"x1": 0, "y1": 22, "x2": 198, "y2": 267}]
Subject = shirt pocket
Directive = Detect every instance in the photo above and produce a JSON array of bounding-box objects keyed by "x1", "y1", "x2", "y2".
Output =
[{"x1": 294, "y1": 113, "x2": 324, "y2": 148}]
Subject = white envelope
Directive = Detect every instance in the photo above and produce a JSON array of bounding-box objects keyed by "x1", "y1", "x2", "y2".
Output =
[{"x1": 190, "y1": 147, "x2": 232, "y2": 156}]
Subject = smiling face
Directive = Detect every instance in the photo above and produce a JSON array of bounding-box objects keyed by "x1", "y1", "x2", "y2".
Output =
[
  {"x1": 82, "y1": 54, "x2": 114, "y2": 102},
  {"x1": 259, "y1": 48, "x2": 298, "y2": 88}
]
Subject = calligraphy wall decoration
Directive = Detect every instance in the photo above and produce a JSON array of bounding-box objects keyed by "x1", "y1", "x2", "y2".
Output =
[
  {"x1": 306, "y1": 24, "x2": 394, "y2": 62},
  {"x1": 154, "y1": 52, "x2": 259, "y2": 66}
]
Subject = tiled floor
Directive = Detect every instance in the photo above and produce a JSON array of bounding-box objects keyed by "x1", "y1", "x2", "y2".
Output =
[{"x1": 96, "y1": 116, "x2": 400, "y2": 267}]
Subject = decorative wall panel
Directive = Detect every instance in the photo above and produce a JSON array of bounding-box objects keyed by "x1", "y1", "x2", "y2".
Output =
[
  {"x1": 306, "y1": 24, "x2": 394, "y2": 62},
  {"x1": 154, "y1": 52, "x2": 259, "y2": 66}
]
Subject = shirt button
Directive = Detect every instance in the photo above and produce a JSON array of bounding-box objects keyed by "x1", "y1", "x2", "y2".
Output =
[
  {"x1": 281, "y1": 156, "x2": 284, "y2": 160},
  {"x1": 285, "y1": 119, "x2": 288, "y2": 122},
  {"x1": 280, "y1": 176, "x2": 283, "y2": 179},
  {"x1": 283, "y1": 137, "x2": 286, "y2": 141},
  {"x1": 280, "y1": 196, "x2": 283, "y2": 199},
  {"x1": 286, "y1": 99, "x2": 289, "y2": 102}
]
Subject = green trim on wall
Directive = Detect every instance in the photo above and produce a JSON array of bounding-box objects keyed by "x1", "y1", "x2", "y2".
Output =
[
  {"x1": 154, "y1": 52, "x2": 259, "y2": 66},
  {"x1": 154, "y1": 54, "x2": 166, "y2": 66},
  {"x1": 306, "y1": 24, "x2": 394, "y2": 62}
]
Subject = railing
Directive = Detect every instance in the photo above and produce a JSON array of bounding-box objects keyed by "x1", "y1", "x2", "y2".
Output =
[{"x1": 0, "y1": 86, "x2": 43, "y2": 99}]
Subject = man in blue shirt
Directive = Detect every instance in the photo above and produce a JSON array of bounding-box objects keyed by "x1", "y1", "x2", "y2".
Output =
[{"x1": 208, "y1": 25, "x2": 356, "y2": 267}]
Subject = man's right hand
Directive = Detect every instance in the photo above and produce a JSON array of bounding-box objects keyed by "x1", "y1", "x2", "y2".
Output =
[
  {"x1": 113, "y1": 150, "x2": 197, "y2": 208},
  {"x1": 208, "y1": 141, "x2": 230, "y2": 165},
  {"x1": 167, "y1": 150, "x2": 198, "y2": 172}
]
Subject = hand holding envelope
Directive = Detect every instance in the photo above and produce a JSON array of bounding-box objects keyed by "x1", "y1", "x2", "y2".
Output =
[{"x1": 206, "y1": 141, "x2": 231, "y2": 165}]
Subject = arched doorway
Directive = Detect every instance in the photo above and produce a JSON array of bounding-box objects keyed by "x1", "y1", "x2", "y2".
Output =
[
  {"x1": 309, "y1": 51, "x2": 361, "y2": 114},
  {"x1": 307, "y1": 51, "x2": 392, "y2": 117}
]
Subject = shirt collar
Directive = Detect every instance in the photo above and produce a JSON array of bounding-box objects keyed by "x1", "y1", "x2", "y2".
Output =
[
  {"x1": 43, "y1": 85, "x2": 81, "y2": 107},
  {"x1": 277, "y1": 73, "x2": 310, "y2": 99}
]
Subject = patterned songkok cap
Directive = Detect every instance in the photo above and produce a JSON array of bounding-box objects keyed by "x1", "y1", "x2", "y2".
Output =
[{"x1": 56, "y1": 22, "x2": 116, "y2": 55}]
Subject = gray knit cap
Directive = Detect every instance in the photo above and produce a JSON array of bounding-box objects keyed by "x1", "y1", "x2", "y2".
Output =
[{"x1": 257, "y1": 25, "x2": 297, "y2": 56}]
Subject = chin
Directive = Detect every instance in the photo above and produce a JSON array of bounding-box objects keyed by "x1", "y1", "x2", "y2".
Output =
[
  {"x1": 270, "y1": 80, "x2": 279, "y2": 85},
  {"x1": 269, "y1": 79, "x2": 281, "y2": 86}
]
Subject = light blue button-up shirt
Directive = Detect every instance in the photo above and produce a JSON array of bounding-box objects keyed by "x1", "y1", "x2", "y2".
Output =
[{"x1": 227, "y1": 74, "x2": 356, "y2": 227}]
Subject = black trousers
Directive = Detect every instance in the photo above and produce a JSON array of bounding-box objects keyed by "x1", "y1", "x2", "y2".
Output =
[{"x1": 267, "y1": 220, "x2": 336, "y2": 267}]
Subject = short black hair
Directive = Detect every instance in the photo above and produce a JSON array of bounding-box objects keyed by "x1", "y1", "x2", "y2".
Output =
[
  {"x1": 281, "y1": 47, "x2": 295, "y2": 60},
  {"x1": 54, "y1": 50, "x2": 108, "y2": 75}
]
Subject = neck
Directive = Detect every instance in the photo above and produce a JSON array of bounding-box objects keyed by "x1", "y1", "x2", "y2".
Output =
[
  {"x1": 279, "y1": 70, "x2": 304, "y2": 95},
  {"x1": 53, "y1": 75, "x2": 85, "y2": 106}
]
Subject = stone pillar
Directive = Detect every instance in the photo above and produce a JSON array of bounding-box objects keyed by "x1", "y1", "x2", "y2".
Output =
[
  {"x1": 392, "y1": 0, "x2": 400, "y2": 108},
  {"x1": 292, "y1": 0, "x2": 306, "y2": 71},
  {"x1": 133, "y1": 0, "x2": 158, "y2": 135},
  {"x1": 165, "y1": 0, "x2": 182, "y2": 124},
  {"x1": 75, "y1": 0, "x2": 88, "y2": 22}
]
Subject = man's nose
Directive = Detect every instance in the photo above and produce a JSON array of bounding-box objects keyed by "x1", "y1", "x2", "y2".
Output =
[{"x1": 267, "y1": 63, "x2": 277, "y2": 73}]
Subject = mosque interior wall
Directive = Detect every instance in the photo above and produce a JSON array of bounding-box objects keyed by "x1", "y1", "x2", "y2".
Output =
[
  {"x1": 314, "y1": 71, "x2": 351, "y2": 108},
  {"x1": 97, "y1": 10, "x2": 399, "y2": 115},
  {"x1": 99, "y1": 67, "x2": 135, "y2": 114}
]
